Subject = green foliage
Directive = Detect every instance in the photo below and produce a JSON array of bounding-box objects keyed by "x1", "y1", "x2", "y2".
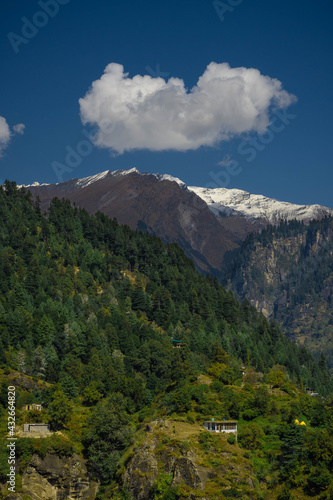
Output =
[
  {"x1": 83, "y1": 398, "x2": 133, "y2": 483},
  {"x1": 60, "y1": 375, "x2": 78, "y2": 399},
  {"x1": 266, "y1": 369, "x2": 287, "y2": 388},
  {"x1": 47, "y1": 390, "x2": 72, "y2": 429},
  {"x1": 279, "y1": 423, "x2": 305, "y2": 483},
  {"x1": 182, "y1": 440, "x2": 190, "y2": 451},
  {"x1": 151, "y1": 473, "x2": 180, "y2": 500},
  {"x1": 0, "y1": 184, "x2": 329, "y2": 402},
  {"x1": 16, "y1": 435, "x2": 74, "y2": 471},
  {"x1": 227, "y1": 433, "x2": 236, "y2": 445},
  {"x1": 83, "y1": 381, "x2": 102, "y2": 406},
  {"x1": 221, "y1": 487, "x2": 243, "y2": 497},
  {"x1": 0, "y1": 183, "x2": 333, "y2": 497},
  {"x1": 307, "y1": 464, "x2": 332, "y2": 493},
  {"x1": 277, "y1": 485, "x2": 293, "y2": 500},
  {"x1": 238, "y1": 423, "x2": 264, "y2": 450},
  {"x1": 198, "y1": 431, "x2": 217, "y2": 451},
  {"x1": 0, "y1": 440, "x2": 9, "y2": 481}
]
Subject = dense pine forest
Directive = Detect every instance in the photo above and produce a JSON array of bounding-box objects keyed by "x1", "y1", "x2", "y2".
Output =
[{"x1": 0, "y1": 182, "x2": 333, "y2": 499}]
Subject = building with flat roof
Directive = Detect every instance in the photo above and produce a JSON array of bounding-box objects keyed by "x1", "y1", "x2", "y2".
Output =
[
  {"x1": 203, "y1": 420, "x2": 237, "y2": 433},
  {"x1": 23, "y1": 423, "x2": 50, "y2": 433},
  {"x1": 22, "y1": 403, "x2": 43, "y2": 411}
]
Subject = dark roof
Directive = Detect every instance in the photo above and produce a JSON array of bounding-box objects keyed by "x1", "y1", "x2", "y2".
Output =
[{"x1": 204, "y1": 420, "x2": 237, "y2": 424}]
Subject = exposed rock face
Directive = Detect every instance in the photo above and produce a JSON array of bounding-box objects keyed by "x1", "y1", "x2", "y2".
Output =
[
  {"x1": 172, "y1": 454, "x2": 208, "y2": 489},
  {"x1": 20, "y1": 453, "x2": 98, "y2": 500},
  {"x1": 8, "y1": 373, "x2": 48, "y2": 392},
  {"x1": 123, "y1": 445, "x2": 159, "y2": 499},
  {"x1": 123, "y1": 439, "x2": 209, "y2": 499},
  {"x1": 122, "y1": 420, "x2": 255, "y2": 500},
  {"x1": 227, "y1": 221, "x2": 333, "y2": 369}
]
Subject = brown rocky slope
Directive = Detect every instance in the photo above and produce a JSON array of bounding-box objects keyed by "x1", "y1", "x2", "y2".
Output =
[{"x1": 26, "y1": 170, "x2": 242, "y2": 277}]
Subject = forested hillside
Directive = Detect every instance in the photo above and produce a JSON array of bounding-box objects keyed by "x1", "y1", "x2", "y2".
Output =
[
  {"x1": 226, "y1": 217, "x2": 333, "y2": 371},
  {"x1": 0, "y1": 182, "x2": 332, "y2": 499}
]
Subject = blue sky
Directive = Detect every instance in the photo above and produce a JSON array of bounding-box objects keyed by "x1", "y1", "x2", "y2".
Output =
[{"x1": 0, "y1": 0, "x2": 332, "y2": 207}]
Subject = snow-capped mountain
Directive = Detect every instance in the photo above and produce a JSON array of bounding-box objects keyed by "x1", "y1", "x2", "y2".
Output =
[
  {"x1": 23, "y1": 168, "x2": 333, "y2": 277},
  {"x1": 21, "y1": 168, "x2": 138, "y2": 190},
  {"x1": 25, "y1": 168, "x2": 240, "y2": 277},
  {"x1": 187, "y1": 186, "x2": 333, "y2": 225},
  {"x1": 23, "y1": 167, "x2": 187, "y2": 191},
  {"x1": 22, "y1": 166, "x2": 333, "y2": 227}
]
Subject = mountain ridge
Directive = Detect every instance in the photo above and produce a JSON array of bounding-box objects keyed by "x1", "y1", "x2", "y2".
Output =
[
  {"x1": 20, "y1": 168, "x2": 333, "y2": 279},
  {"x1": 188, "y1": 185, "x2": 333, "y2": 224},
  {"x1": 24, "y1": 169, "x2": 240, "y2": 277},
  {"x1": 21, "y1": 167, "x2": 333, "y2": 224}
]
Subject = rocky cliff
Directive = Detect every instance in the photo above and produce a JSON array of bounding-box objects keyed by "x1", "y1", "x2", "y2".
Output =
[
  {"x1": 2, "y1": 453, "x2": 98, "y2": 500},
  {"x1": 120, "y1": 420, "x2": 255, "y2": 500},
  {"x1": 227, "y1": 218, "x2": 333, "y2": 370}
]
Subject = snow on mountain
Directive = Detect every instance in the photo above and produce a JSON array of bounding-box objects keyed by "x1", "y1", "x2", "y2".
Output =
[
  {"x1": 74, "y1": 168, "x2": 142, "y2": 188},
  {"x1": 20, "y1": 167, "x2": 333, "y2": 225},
  {"x1": 20, "y1": 168, "x2": 141, "y2": 190},
  {"x1": 152, "y1": 173, "x2": 187, "y2": 189},
  {"x1": 17, "y1": 181, "x2": 51, "y2": 188},
  {"x1": 188, "y1": 186, "x2": 333, "y2": 224},
  {"x1": 71, "y1": 168, "x2": 187, "y2": 189},
  {"x1": 74, "y1": 170, "x2": 111, "y2": 188}
]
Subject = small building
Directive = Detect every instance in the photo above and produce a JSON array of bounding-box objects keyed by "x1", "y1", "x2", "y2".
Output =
[
  {"x1": 23, "y1": 423, "x2": 50, "y2": 433},
  {"x1": 203, "y1": 420, "x2": 238, "y2": 433},
  {"x1": 171, "y1": 338, "x2": 182, "y2": 349},
  {"x1": 22, "y1": 403, "x2": 43, "y2": 411}
]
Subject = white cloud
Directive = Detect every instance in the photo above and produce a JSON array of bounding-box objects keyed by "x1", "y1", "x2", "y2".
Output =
[
  {"x1": 0, "y1": 116, "x2": 11, "y2": 157},
  {"x1": 13, "y1": 123, "x2": 25, "y2": 135},
  {"x1": 0, "y1": 117, "x2": 25, "y2": 157},
  {"x1": 79, "y1": 62, "x2": 297, "y2": 154}
]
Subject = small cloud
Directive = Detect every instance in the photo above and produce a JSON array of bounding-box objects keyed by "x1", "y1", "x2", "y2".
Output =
[
  {"x1": 79, "y1": 62, "x2": 297, "y2": 154},
  {"x1": 0, "y1": 116, "x2": 25, "y2": 157},
  {"x1": 13, "y1": 123, "x2": 25, "y2": 135},
  {"x1": 0, "y1": 116, "x2": 11, "y2": 157}
]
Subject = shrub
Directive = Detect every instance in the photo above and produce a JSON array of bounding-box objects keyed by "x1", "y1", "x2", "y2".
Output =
[
  {"x1": 198, "y1": 431, "x2": 217, "y2": 451},
  {"x1": 227, "y1": 433, "x2": 236, "y2": 445},
  {"x1": 242, "y1": 409, "x2": 259, "y2": 421},
  {"x1": 182, "y1": 440, "x2": 190, "y2": 452},
  {"x1": 47, "y1": 390, "x2": 72, "y2": 429},
  {"x1": 151, "y1": 473, "x2": 180, "y2": 500},
  {"x1": 307, "y1": 464, "x2": 332, "y2": 493},
  {"x1": 221, "y1": 487, "x2": 242, "y2": 497},
  {"x1": 277, "y1": 485, "x2": 293, "y2": 500},
  {"x1": 238, "y1": 423, "x2": 264, "y2": 450},
  {"x1": 16, "y1": 435, "x2": 73, "y2": 470}
]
